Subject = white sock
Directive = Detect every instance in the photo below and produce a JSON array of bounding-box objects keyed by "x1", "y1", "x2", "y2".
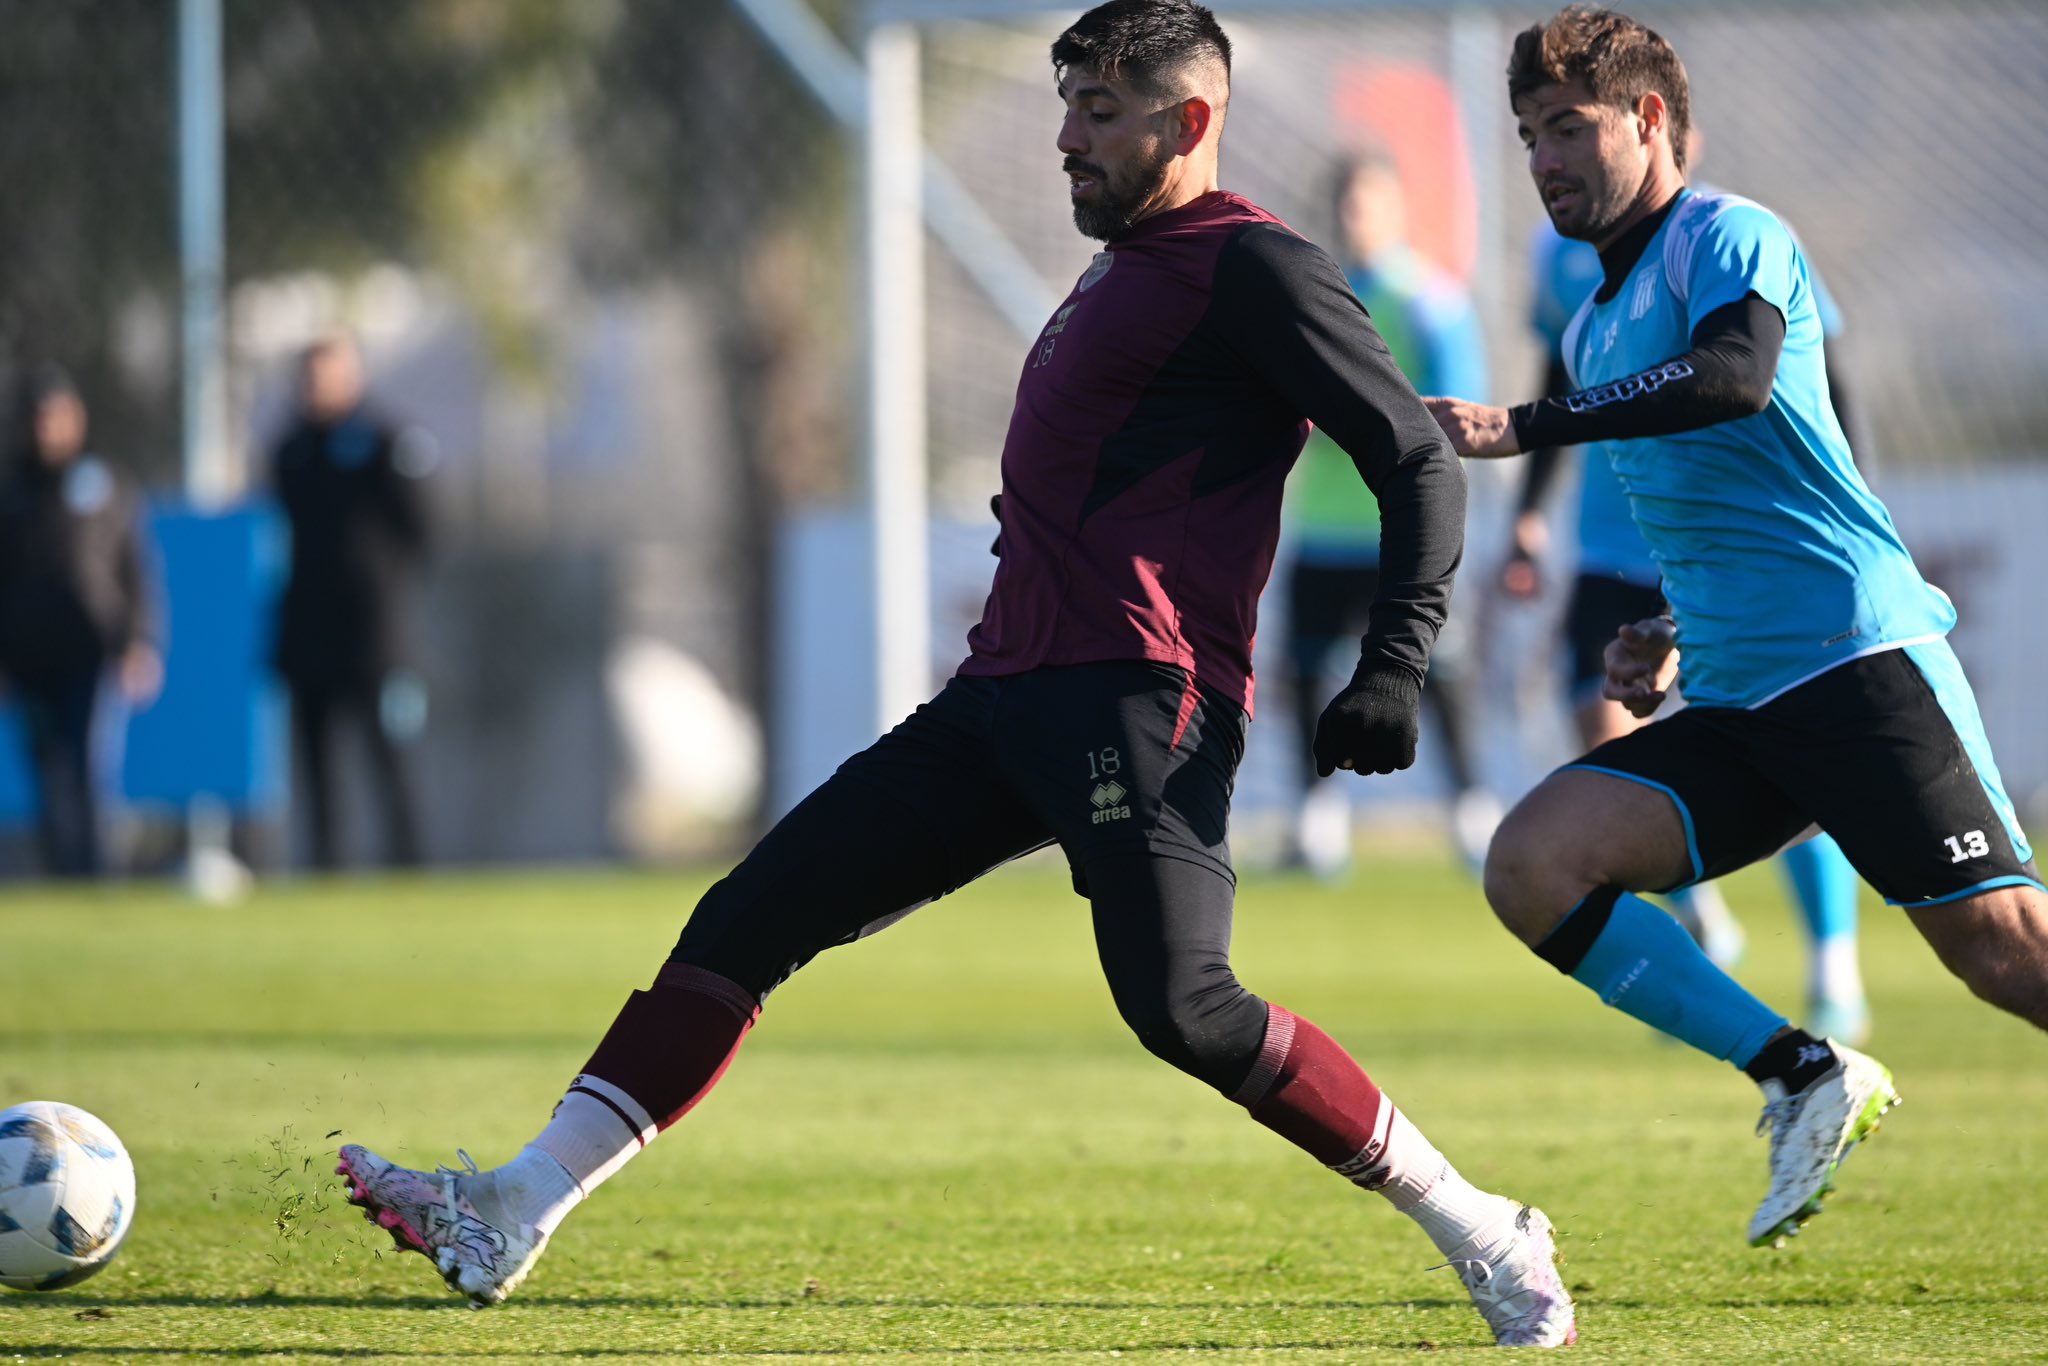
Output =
[
  {"x1": 484, "y1": 1075, "x2": 657, "y2": 1235},
  {"x1": 1400, "y1": 1165, "x2": 1519, "y2": 1259},
  {"x1": 484, "y1": 1146, "x2": 582, "y2": 1235},
  {"x1": 1367, "y1": 1110, "x2": 1514, "y2": 1257},
  {"x1": 1810, "y1": 936, "x2": 1865, "y2": 1006}
]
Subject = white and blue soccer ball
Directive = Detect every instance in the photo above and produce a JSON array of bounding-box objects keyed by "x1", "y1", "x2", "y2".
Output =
[{"x1": 0, "y1": 1101, "x2": 136, "y2": 1291}]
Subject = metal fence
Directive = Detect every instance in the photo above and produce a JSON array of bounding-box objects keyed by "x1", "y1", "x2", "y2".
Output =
[{"x1": 5, "y1": 0, "x2": 2047, "y2": 864}]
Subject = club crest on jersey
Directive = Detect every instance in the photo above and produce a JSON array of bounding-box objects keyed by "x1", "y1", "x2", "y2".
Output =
[
  {"x1": 1078, "y1": 252, "x2": 1114, "y2": 291},
  {"x1": 1629, "y1": 267, "x2": 1661, "y2": 320}
]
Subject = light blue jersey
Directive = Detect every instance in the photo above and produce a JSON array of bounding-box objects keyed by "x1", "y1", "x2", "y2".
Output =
[
  {"x1": 1558, "y1": 189, "x2": 1955, "y2": 708},
  {"x1": 1533, "y1": 208, "x2": 1849, "y2": 593}
]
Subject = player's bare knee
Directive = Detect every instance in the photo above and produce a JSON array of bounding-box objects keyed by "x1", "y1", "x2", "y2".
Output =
[{"x1": 1484, "y1": 804, "x2": 1594, "y2": 945}]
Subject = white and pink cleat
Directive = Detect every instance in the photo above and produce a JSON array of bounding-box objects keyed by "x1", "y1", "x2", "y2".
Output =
[
  {"x1": 1437, "y1": 1202, "x2": 1578, "y2": 1348},
  {"x1": 337, "y1": 1143, "x2": 548, "y2": 1308}
]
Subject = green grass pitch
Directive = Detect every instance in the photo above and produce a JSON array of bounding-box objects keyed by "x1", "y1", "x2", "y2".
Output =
[{"x1": 1, "y1": 848, "x2": 2043, "y2": 1362}]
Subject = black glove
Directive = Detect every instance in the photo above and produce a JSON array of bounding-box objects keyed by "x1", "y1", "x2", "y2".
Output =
[
  {"x1": 1312, "y1": 663, "x2": 1422, "y2": 777},
  {"x1": 989, "y1": 493, "x2": 1002, "y2": 556}
]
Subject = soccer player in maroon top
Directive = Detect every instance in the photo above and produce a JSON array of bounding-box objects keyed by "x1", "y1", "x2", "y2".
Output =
[{"x1": 336, "y1": 0, "x2": 1574, "y2": 1346}]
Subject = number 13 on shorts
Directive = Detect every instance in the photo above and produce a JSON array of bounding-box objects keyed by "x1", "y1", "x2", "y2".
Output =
[{"x1": 1945, "y1": 830, "x2": 1990, "y2": 863}]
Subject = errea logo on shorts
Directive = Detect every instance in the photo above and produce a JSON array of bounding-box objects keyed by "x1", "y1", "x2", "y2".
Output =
[{"x1": 1089, "y1": 781, "x2": 1132, "y2": 825}]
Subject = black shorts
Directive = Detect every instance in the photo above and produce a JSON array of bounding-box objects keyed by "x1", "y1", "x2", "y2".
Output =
[
  {"x1": 673, "y1": 661, "x2": 1247, "y2": 999},
  {"x1": 1564, "y1": 574, "x2": 1665, "y2": 700},
  {"x1": 901, "y1": 660, "x2": 1245, "y2": 886},
  {"x1": 1566, "y1": 642, "x2": 2042, "y2": 906}
]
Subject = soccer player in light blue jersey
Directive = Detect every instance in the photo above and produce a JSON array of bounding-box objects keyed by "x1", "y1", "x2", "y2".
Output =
[
  {"x1": 1427, "y1": 5, "x2": 2048, "y2": 1250},
  {"x1": 1511, "y1": 207, "x2": 1873, "y2": 1048}
]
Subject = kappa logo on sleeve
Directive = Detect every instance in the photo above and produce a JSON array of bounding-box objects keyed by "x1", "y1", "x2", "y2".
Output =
[{"x1": 1564, "y1": 360, "x2": 1695, "y2": 414}]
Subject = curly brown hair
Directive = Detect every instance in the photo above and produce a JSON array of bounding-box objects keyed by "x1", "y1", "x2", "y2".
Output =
[{"x1": 1507, "y1": 6, "x2": 1690, "y2": 172}]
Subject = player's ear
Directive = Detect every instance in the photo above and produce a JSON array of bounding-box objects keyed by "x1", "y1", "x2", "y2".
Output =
[
  {"x1": 1169, "y1": 95, "x2": 1213, "y2": 154},
  {"x1": 1635, "y1": 91, "x2": 1668, "y2": 149}
]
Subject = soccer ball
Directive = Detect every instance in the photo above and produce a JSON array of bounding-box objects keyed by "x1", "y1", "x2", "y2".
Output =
[{"x1": 0, "y1": 1101, "x2": 136, "y2": 1291}]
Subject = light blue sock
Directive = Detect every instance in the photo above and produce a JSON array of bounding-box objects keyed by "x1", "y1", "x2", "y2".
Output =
[
  {"x1": 1779, "y1": 835, "x2": 1859, "y2": 945},
  {"x1": 1569, "y1": 891, "x2": 1788, "y2": 1066}
]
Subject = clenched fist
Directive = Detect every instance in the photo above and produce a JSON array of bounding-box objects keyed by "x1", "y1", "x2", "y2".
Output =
[
  {"x1": 1603, "y1": 616, "x2": 1680, "y2": 718},
  {"x1": 1312, "y1": 664, "x2": 1422, "y2": 777}
]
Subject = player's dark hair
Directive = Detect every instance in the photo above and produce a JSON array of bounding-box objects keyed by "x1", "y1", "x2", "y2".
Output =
[
  {"x1": 1051, "y1": 0, "x2": 1232, "y2": 105},
  {"x1": 1508, "y1": 6, "x2": 1691, "y2": 172}
]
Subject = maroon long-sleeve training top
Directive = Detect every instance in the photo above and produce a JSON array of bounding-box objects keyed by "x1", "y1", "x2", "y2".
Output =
[{"x1": 960, "y1": 190, "x2": 1465, "y2": 717}]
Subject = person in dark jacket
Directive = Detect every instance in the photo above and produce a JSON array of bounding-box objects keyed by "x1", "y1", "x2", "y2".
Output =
[
  {"x1": 271, "y1": 333, "x2": 433, "y2": 870},
  {"x1": 0, "y1": 365, "x2": 163, "y2": 877}
]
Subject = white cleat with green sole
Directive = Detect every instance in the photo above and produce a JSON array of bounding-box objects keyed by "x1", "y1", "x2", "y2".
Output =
[{"x1": 1748, "y1": 1042, "x2": 1900, "y2": 1247}]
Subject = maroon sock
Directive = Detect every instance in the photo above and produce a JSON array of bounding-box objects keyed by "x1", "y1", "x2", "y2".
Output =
[
  {"x1": 1230, "y1": 1004, "x2": 1394, "y2": 1179},
  {"x1": 577, "y1": 962, "x2": 761, "y2": 1132}
]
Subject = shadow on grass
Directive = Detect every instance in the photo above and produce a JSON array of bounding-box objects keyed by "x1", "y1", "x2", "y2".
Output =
[
  {"x1": 0, "y1": 1345, "x2": 1456, "y2": 1360},
  {"x1": 15, "y1": 1291, "x2": 1482, "y2": 1313},
  {"x1": 20, "y1": 1288, "x2": 2009, "y2": 1314}
]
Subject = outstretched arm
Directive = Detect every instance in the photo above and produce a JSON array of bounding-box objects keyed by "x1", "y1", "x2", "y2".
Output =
[{"x1": 1426, "y1": 293, "x2": 1787, "y2": 458}]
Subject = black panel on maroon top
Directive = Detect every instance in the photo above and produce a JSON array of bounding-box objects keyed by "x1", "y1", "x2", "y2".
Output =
[{"x1": 961, "y1": 190, "x2": 1464, "y2": 718}]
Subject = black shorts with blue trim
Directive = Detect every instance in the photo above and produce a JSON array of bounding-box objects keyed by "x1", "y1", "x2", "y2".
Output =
[{"x1": 1564, "y1": 642, "x2": 2042, "y2": 907}]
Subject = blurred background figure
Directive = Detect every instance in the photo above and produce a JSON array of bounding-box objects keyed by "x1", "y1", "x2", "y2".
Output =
[
  {"x1": 270, "y1": 333, "x2": 434, "y2": 872},
  {"x1": 1278, "y1": 149, "x2": 1497, "y2": 879},
  {"x1": 0, "y1": 2, "x2": 2034, "y2": 882},
  {"x1": 1504, "y1": 142, "x2": 1871, "y2": 1043},
  {"x1": 0, "y1": 365, "x2": 163, "y2": 878}
]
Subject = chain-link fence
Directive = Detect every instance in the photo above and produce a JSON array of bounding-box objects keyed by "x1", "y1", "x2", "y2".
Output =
[
  {"x1": 1, "y1": 0, "x2": 870, "y2": 865},
  {"x1": 5, "y1": 1, "x2": 2048, "y2": 866},
  {"x1": 909, "y1": 0, "x2": 2048, "y2": 836},
  {"x1": 919, "y1": 1, "x2": 2048, "y2": 493}
]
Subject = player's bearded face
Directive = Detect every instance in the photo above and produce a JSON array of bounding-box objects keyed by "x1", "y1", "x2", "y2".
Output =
[
  {"x1": 1066, "y1": 135, "x2": 1176, "y2": 240},
  {"x1": 1058, "y1": 71, "x2": 1180, "y2": 242},
  {"x1": 1518, "y1": 82, "x2": 1646, "y2": 245}
]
